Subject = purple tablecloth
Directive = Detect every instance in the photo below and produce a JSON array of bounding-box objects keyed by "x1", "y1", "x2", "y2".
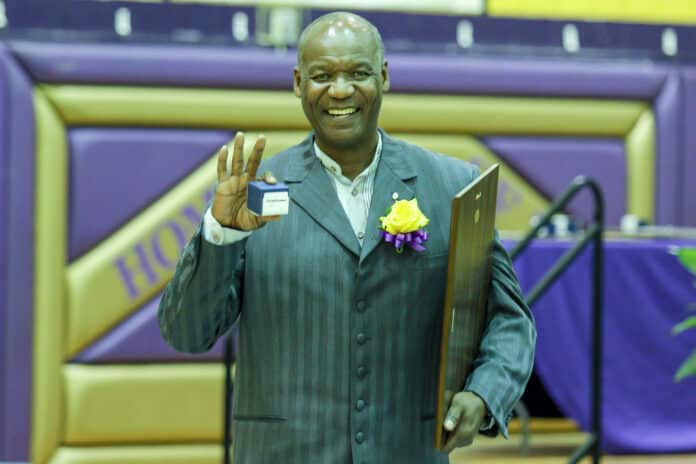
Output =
[{"x1": 509, "y1": 238, "x2": 696, "y2": 453}]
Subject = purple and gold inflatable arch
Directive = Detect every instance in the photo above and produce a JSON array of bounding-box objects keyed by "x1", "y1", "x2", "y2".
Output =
[{"x1": 0, "y1": 40, "x2": 693, "y2": 463}]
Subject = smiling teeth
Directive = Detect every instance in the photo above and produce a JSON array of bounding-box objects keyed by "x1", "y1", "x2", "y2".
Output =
[{"x1": 328, "y1": 108, "x2": 357, "y2": 116}]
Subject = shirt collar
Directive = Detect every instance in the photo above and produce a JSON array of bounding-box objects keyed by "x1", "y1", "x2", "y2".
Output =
[{"x1": 313, "y1": 132, "x2": 382, "y2": 182}]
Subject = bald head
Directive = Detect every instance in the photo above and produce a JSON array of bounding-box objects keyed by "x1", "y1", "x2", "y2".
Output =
[
  {"x1": 297, "y1": 12, "x2": 384, "y2": 67},
  {"x1": 292, "y1": 11, "x2": 390, "y2": 158}
]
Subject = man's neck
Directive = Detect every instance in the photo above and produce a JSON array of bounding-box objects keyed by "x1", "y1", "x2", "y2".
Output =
[{"x1": 316, "y1": 135, "x2": 379, "y2": 181}]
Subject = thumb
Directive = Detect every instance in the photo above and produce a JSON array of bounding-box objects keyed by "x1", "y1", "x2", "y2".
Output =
[
  {"x1": 261, "y1": 171, "x2": 277, "y2": 185},
  {"x1": 444, "y1": 401, "x2": 462, "y2": 432}
]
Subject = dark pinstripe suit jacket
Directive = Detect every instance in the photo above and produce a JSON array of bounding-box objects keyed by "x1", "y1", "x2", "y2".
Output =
[{"x1": 158, "y1": 131, "x2": 536, "y2": 464}]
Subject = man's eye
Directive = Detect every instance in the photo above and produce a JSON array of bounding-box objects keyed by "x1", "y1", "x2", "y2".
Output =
[
  {"x1": 312, "y1": 73, "x2": 330, "y2": 82},
  {"x1": 353, "y1": 71, "x2": 371, "y2": 79}
]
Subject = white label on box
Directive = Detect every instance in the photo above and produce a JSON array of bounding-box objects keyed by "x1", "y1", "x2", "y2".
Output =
[{"x1": 261, "y1": 191, "x2": 289, "y2": 216}]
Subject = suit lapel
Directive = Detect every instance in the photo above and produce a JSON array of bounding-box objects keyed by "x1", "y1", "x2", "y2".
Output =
[
  {"x1": 284, "y1": 139, "x2": 361, "y2": 257},
  {"x1": 360, "y1": 133, "x2": 418, "y2": 262}
]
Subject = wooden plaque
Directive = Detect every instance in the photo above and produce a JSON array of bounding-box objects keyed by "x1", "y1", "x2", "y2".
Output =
[{"x1": 434, "y1": 164, "x2": 499, "y2": 449}]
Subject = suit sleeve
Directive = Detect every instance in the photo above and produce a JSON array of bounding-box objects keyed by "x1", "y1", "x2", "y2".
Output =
[
  {"x1": 157, "y1": 222, "x2": 246, "y2": 353},
  {"x1": 449, "y1": 163, "x2": 536, "y2": 438},
  {"x1": 464, "y1": 233, "x2": 536, "y2": 438}
]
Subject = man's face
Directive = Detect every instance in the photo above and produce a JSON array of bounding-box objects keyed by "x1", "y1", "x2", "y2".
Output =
[{"x1": 294, "y1": 25, "x2": 389, "y2": 151}]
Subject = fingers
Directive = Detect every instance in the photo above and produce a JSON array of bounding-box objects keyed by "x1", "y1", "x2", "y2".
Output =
[
  {"x1": 442, "y1": 407, "x2": 475, "y2": 454},
  {"x1": 442, "y1": 433, "x2": 458, "y2": 454},
  {"x1": 441, "y1": 391, "x2": 486, "y2": 453},
  {"x1": 442, "y1": 424, "x2": 475, "y2": 454},
  {"x1": 441, "y1": 399, "x2": 463, "y2": 452},
  {"x1": 444, "y1": 395, "x2": 462, "y2": 433},
  {"x1": 245, "y1": 135, "x2": 266, "y2": 179},
  {"x1": 231, "y1": 132, "x2": 245, "y2": 177},
  {"x1": 216, "y1": 145, "x2": 230, "y2": 182},
  {"x1": 228, "y1": 132, "x2": 267, "y2": 180},
  {"x1": 260, "y1": 171, "x2": 277, "y2": 184}
]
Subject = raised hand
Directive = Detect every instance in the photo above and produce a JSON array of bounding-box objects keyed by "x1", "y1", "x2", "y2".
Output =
[{"x1": 212, "y1": 132, "x2": 280, "y2": 231}]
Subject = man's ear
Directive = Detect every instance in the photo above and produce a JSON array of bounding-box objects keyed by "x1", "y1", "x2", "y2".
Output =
[
  {"x1": 293, "y1": 67, "x2": 302, "y2": 97},
  {"x1": 382, "y1": 61, "x2": 390, "y2": 92}
]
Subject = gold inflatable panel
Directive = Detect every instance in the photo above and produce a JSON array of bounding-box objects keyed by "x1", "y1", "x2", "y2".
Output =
[
  {"x1": 32, "y1": 89, "x2": 68, "y2": 464},
  {"x1": 50, "y1": 444, "x2": 223, "y2": 464},
  {"x1": 63, "y1": 364, "x2": 224, "y2": 444}
]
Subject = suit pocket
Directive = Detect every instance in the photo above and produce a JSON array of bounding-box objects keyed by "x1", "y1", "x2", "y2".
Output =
[
  {"x1": 233, "y1": 414, "x2": 287, "y2": 422},
  {"x1": 385, "y1": 250, "x2": 448, "y2": 271}
]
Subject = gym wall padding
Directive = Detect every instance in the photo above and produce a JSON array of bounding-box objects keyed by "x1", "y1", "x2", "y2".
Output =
[{"x1": 1, "y1": 41, "x2": 693, "y2": 463}]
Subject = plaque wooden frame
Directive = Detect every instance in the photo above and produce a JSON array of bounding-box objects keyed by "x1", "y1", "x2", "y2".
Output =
[{"x1": 434, "y1": 164, "x2": 499, "y2": 449}]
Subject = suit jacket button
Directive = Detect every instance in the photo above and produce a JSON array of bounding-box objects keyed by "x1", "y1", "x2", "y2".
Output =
[
  {"x1": 356, "y1": 333, "x2": 367, "y2": 345},
  {"x1": 357, "y1": 301, "x2": 366, "y2": 312},
  {"x1": 356, "y1": 399, "x2": 366, "y2": 411},
  {"x1": 357, "y1": 366, "x2": 368, "y2": 378},
  {"x1": 355, "y1": 432, "x2": 365, "y2": 443}
]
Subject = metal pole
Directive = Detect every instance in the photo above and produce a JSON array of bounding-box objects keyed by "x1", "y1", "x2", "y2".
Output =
[
  {"x1": 526, "y1": 225, "x2": 599, "y2": 307},
  {"x1": 506, "y1": 176, "x2": 604, "y2": 464},
  {"x1": 591, "y1": 190, "x2": 604, "y2": 464},
  {"x1": 510, "y1": 177, "x2": 589, "y2": 260},
  {"x1": 569, "y1": 435, "x2": 596, "y2": 463}
]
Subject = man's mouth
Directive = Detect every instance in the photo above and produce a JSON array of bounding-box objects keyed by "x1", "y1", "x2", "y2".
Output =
[{"x1": 326, "y1": 107, "x2": 359, "y2": 117}]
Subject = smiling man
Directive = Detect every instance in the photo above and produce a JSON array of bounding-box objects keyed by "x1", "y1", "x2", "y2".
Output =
[
  {"x1": 158, "y1": 11, "x2": 535, "y2": 464},
  {"x1": 294, "y1": 13, "x2": 387, "y2": 180}
]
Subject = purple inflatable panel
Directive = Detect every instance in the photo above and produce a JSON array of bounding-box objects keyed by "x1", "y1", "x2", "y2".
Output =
[
  {"x1": 654, "y1": 73, "x2": 683, "y2": 226},
  {"x1": 682, "y1": 69, "x2": 696, "y2": 226},
  {"x1": 389, "y1": 54, "x2": 666, "y2": 98},
  {"x1": 0, "y1": 45, "x2": 8, "y2": 463},
  {"x1": 11, "y1": 41, "x2": 666, "y2": 98},
  {"x1": 484, "y1": 137, "x2": 626, "y2": 225},
  {"x1": 71, "y1": 295, "x2": 227, "y2": 363},
  {"x1": 0, "y1": 52, "x2": 7, "y2": 353},
  {"x1": 69, "y1": 128, "x2": 232, "y2": 260},
  {"x1": 10, "y1": 41, "x2": 295, "y2": 89},
  {"x1": 0, "y1": 46, "x2": 34, "y2": 462}
]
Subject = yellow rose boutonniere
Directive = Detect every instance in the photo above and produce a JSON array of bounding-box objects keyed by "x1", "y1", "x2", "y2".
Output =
[{"x1": 379, "y1": 198, "x2": 430, "y2": 252}]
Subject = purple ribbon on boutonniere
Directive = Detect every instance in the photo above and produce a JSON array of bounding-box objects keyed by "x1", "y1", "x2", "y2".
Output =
[{"x1": 380, "y1": 229, "x2": 429, "y2": 252}]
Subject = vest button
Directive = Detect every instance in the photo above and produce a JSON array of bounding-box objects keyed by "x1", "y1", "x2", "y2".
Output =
[{"x1": 357, "y1": 366, "x2": 369, "y2": 378}]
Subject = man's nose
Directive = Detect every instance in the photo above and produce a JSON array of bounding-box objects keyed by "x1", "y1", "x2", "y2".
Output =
[{"x1": 328, "y1": 76, "x2": 355, "y2": 98}]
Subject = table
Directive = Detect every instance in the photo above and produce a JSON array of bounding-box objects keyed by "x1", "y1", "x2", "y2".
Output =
[{"x1": 508, "y1": 238, "x2": 696, "y2": 453}]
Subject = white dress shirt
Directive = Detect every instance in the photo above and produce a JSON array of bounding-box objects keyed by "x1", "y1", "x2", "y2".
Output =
[{"x1": 204, "y1": 133, "x2": 382, "y2": 247}]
